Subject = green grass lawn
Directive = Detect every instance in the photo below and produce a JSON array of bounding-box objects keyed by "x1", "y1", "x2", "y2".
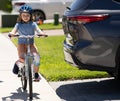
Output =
[{"x1": 12, "y1": 35, "x2": 110, "y2": 81}]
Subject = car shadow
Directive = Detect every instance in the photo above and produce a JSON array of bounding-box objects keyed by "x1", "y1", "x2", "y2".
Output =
[
  {"x1": 56, "y1": 78, "x2": 120, "y2": 101},
  {"x1": 2, "y1": 87, "x2": 40, "y2": 101}
]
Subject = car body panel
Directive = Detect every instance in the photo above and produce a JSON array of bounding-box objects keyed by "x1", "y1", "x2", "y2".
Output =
[{"x1": 62, "y1": 0, "x2": 120, "y2": 73}]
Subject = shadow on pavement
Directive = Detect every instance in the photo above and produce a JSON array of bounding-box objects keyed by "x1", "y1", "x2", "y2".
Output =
[
  {"x1": 56, "y1": 78, "x2": 120, "y2": 101},
  {"x1": 2, "y1": 87, "x2": 40, "y2": 101},
  {"x1": 0, "y1": 80, "x2": 3, "y2": 83}
]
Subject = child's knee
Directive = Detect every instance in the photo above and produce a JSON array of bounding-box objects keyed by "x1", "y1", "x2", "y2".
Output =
[{"x1": 33, "y1": 53, "x2": 40, "y2": 67}]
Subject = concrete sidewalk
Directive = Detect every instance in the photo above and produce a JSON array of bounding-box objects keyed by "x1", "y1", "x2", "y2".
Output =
[
  {"x1": 0, "y1": 34, "x2": 61, "y2": 101},
  {"x1": 44, "y1": 29, "x2": 64, "y2": 36}
]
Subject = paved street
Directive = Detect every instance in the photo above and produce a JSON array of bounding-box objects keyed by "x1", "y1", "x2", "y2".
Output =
[{"x1": 49, "y1": 78, "x2": 120, "y2": 101}]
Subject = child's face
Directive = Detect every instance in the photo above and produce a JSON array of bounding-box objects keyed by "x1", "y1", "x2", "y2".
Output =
[{"x1": 21, "y1": 12, "x2": 31, "y2": 22}]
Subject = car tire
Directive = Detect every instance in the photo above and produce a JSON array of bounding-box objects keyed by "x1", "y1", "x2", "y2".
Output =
[
  {"x1": 114, "y1": 46, "x2": 120, "y2": 81},
  {"x1": 33, "y1": 10, "x2": 45, "y2": 22},
  {"x1": 107, "y1": 72, "x2": 114, "y2": 77},
  {"x1": 114, "y1": 65, "x2": 120, "y2": 81}
]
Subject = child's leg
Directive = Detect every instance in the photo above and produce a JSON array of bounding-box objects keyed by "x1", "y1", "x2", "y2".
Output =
[
  {"x1": 30, "y1": 44, "x2": 40, "y2": 73},
  {"x1": 30, "y1": 44, "x2": 41, "y2": 81},
  {"x1": 17, "y1": 44, "x2": 26, "y2": 59},
  {"x1": 33, "y1": 53, "x2": 40, "y2": 73},
  {"x1": 17, "y1": 44, "x2": 26, "y2": 65},
  {"x1": 13, "y1": 44, "x2": 26, "y2": 74}
]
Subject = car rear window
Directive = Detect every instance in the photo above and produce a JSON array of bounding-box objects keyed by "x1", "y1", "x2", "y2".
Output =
[
  {"x1": 113, "y1": 0, "x2": 120, "y2": 2},
  {"x1": 69, "y1": 0, "x2": 93, "y2": 10},
  {"x1": 69, "y1": 0, "x2": 120, "y2": 10},
  {"x1": 88, "y1": 0, "x2": 120, "y2": 9},
  {"x1": 113, "y1": 0, "x2": 120, "y2": 4}
]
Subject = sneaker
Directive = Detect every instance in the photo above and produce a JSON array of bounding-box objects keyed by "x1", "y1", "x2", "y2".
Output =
[
  {"x1": 13, "y1": 61, "x2": 24, "y2": 75},
  {"x1": 34, "y1": 73, "x2": 41, "y2": 82},
  {"x1": 13, "y1": 63, "x2": 19, "y2": 74}
]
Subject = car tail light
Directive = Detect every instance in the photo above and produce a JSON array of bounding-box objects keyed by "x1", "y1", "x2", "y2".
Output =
[
  {"x1": 14, "y1": 3, "x2": 26, "y2": 6},
  {"x1": 68, "y1": 14, "x2": 109, "y2": 23}
]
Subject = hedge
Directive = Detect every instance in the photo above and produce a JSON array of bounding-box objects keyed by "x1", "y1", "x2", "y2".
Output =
[{"x1": 0, "y1": 0, "x2": 12, "y2": 12}]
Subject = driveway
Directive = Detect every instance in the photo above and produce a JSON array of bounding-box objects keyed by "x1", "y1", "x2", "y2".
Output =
[{"x1": 49, "y1": 78, "x2": 120, "y2": 101}]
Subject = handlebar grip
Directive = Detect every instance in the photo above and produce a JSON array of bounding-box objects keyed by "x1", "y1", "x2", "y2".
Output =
[
  {"x1": 8, "y1": 33, "x2": 12, "y2": 38},
  {"x1": 14, "y1": 34, "x2": 20, "y2": 37},
  {"x1": 37, "y1": 34, "x2": 48, "y2": 37},
  {"x1": 44, "y1": 35, "x2": 48, "y2": 37},
  {"x1": 8, "y1": 33, "x2": 19, "y2": 38}
]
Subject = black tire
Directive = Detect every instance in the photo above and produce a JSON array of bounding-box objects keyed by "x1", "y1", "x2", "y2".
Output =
[
  {"x1": 21, "y1": 67, "x2": 27, "y2": 91},
  {"x1": 33, "y1": 10, "x2": 45, "y2": 21},
  {"x1": 114, "y1": 46, "x2": 120, "y2": 81},
  {"x1": 107, "y1": 72, "x2": 114, "y2": 77},
  {"x1": 28, "y1": 58, "x2": 33, "y2": 99},
  {"x1": 115, "y1": 63, "x2": 120, "y2": 81}
]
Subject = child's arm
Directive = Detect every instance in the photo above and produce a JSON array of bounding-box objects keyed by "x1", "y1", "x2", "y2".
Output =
[
  {"x1": 8, "y1": 23, "x2": 18, "y2": 37},
  {"x1": 10, "y1": 27, "x2": 17, "y2": 35},
  {"x1": 36, "y1": 26, "x2": 45, "y2": 35},
  {"x1": 33, "y1": 22, "x2": 48, "y2": 37},
  {"x1": 34, "y1": 22, "x2": 45, "y2": 35},
  {"x1": 8, "y1": 28, "x2": 17, "y2": 38}
]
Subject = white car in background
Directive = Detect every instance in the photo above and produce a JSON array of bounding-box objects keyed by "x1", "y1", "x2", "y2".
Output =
[{"x1": 11, "y1": 0, "x2": 73, "y2": 20}]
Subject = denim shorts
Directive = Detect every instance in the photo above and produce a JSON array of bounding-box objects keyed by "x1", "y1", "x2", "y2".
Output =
[{"x1": 18, "y1": 38, "x2": 34, "y2": 44}]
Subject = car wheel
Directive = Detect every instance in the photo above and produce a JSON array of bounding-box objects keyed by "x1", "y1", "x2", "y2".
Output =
[
  {"x1": 107, "y1": 72, "x2": 114, "y2": 77},
  {"x1": 33, "y1": 10, "x2": 45, "y2": 22},
  {"x1": 115, "y1": 63, "x2": 120, "y2": 81}
]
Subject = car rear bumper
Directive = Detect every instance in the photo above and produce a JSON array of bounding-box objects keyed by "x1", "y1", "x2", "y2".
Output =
[
  {"x1": 63, "y1": 40, "x2": 76, "y2": 65},
  {"x1": 63, "y1": 40, "x2": 115, "y2": 72}
]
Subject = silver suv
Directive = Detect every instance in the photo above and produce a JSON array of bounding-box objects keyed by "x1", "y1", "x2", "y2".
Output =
[{"x1": 11, "y1": 0, "x2": 73, "y2": 20}]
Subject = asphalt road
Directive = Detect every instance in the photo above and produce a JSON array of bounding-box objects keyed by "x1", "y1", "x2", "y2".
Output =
[{"x1": 49, "y1": 77, "x2": 120, "y2": 101}]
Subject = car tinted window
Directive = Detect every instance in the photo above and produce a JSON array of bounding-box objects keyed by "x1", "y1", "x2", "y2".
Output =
[
  {"x1": 88, "y1": 0, "x2": 120, "y2": 9},
  {"x1": 113, "y1": 0, "x2": 120, "y2": 4},
  {"x1": 113, "y1": 0, "x2": 120, "y2": 2},
  {"x1": 69, "y1": 0, "x2": 93, "y2": 10}
]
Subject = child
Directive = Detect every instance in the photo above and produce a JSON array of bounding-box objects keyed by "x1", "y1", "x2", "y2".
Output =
[{"x1": 9, "y1": 5, "x2": 45, "y2": 81}]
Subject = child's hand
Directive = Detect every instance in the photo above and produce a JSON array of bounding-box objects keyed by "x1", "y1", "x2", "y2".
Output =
[
  {"x1": 41, "y1": 31, "x2": 48, "y2": 37},
  {"x1": 37, "y1": 34, "x2": 48, "y2": 37},
  {"x1": 44, "y1": 34, "x2": 48, "y2": 37},
  {"x1": 8, "y1": 32, "x2": 19, "y2": 38},
  {"x1": 8, "y1": 33, "x2": 12, "y2": 38}
]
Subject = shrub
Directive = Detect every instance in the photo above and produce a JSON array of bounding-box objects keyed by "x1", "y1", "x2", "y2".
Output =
[{"x1": 0, "y1": 0, "x2": 12, "y2": 12}]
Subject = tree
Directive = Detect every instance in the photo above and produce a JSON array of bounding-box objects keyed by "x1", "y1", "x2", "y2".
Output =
[{"x1": 0, "y1": 0, "x2": 12, "y2": 12}]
